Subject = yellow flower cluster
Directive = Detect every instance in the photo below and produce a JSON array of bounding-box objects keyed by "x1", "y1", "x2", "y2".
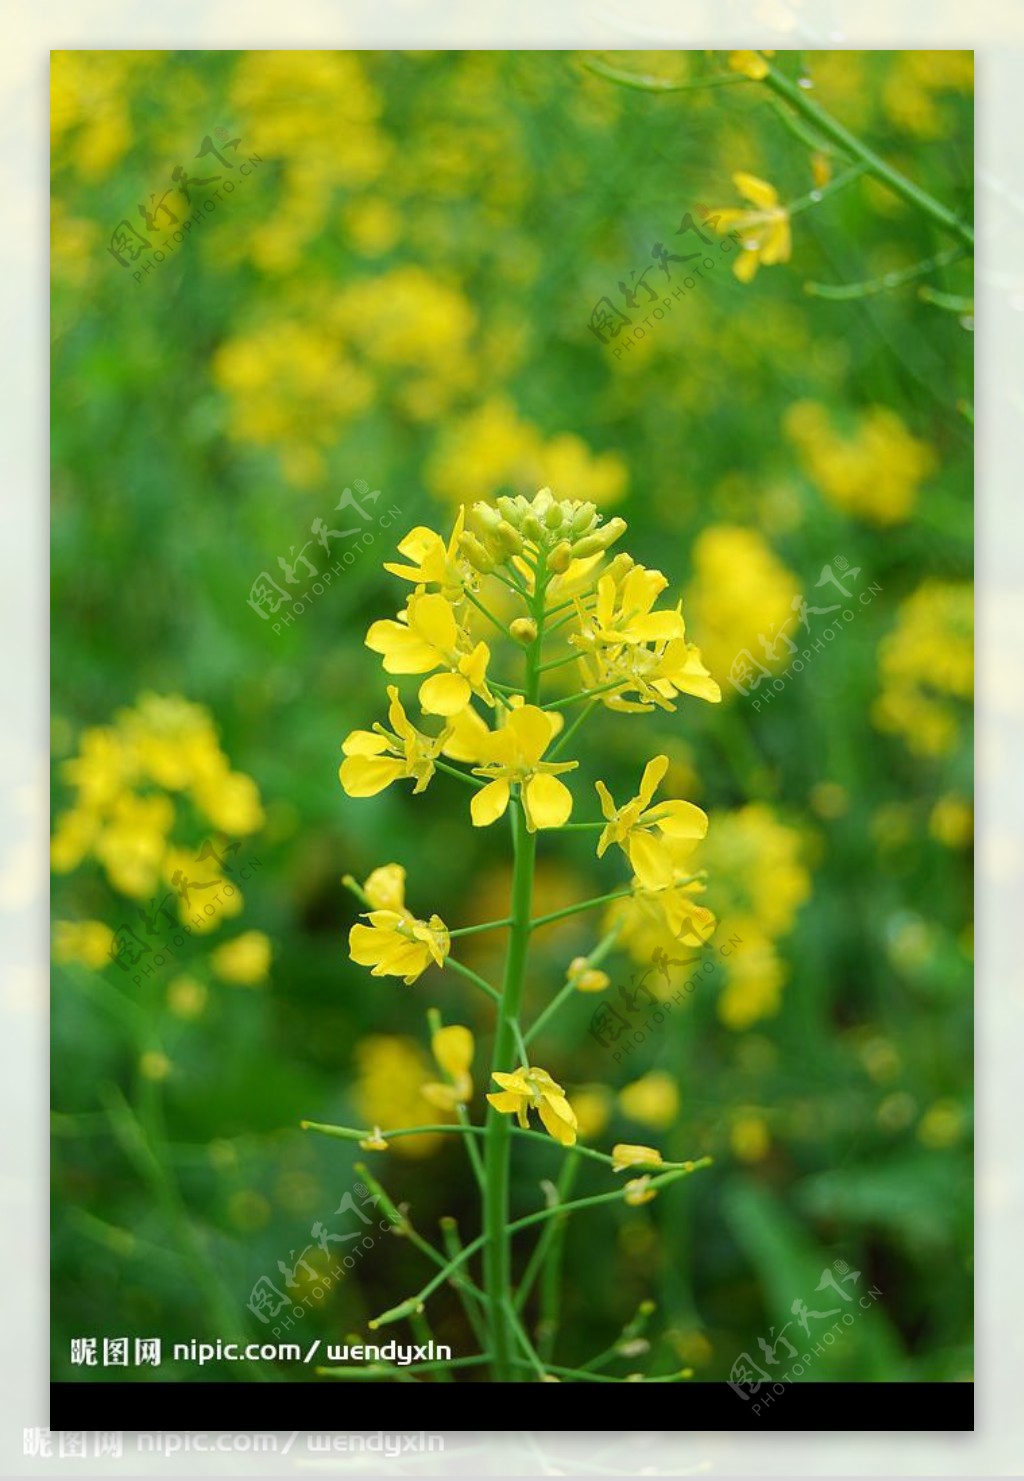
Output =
[
  {"x1": 51, "y1": 51, "x2": 156, "y2": 182},
  {"x1": 427, "y1": 398, "x2": 628, "y2": 510},
  {"x1": 784, "y1": 401, "x2": 936, "y2": 524},
  {"x1": 882, "y1": 51, "x2": 974, "y2": 140},
  {"x1": 51, "y1": 693, "x2": 264, "y2": 911},
  {"x1": 685, "y1": 525, "x2": 801, "y2": 695},
  {"x1": 873, "y1": 580, "x2": 973, "y2": 756},
  {"x1": 341, "y1": 491, "x2": 716, "y2": 1155}
]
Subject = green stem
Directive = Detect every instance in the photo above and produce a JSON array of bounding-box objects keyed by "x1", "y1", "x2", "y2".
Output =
[
  {"x1": 762, "y1": 63, "x2": 973, "y2": 249},
  {"x1": 547, "y1": 697, "x2": 598, "y2": 760},
  {"x1": 440, "y1": 1217, "x2": 491, "y2": 1347},
  {"x1": 805, "y1": 245, "x2": 964, "y2": 300},
  {"x1": 544, "y1": 680, "x2": 622, "y2": 710},
  {"x1": 536, "y1": 1148, "x2": 579, "y2": 1361},
  {"x1": 581, "y1": 57, "x2": 746, "y2": 95},
  {"x1": 530, "y1": 887, "x2": 633, "y2": 931},
  {"x1": 447, "y1": 917, "x2": 513, "y2": 938},
  {"x1": 525, "y1": 923, "x2": 623, "y2": 1046},
  {"x1": 464, "y1": 588, "x2": 509, "y2": 636},
  {"x1": 483, "y1": 793, "x2": 537, "y2": 1383},
  {"x1": 435, "y1": 759, "x2": 485, "y2": 790},
  {"x1": 444, "y1": 956, "x2": 503, "y2": 1006},
  {"x1": 514, "y1": 1154, "x2": 579, "y2": 1315},
  {"x1": 482, "y1": 557, "x2": 547, "y2": 1382},
  {"x1": 370, "y1": 1161, "x2": 713, "y2": 1329},
  {"x1": 786, "y1": 161, "x2": 868, "y2": 216}
]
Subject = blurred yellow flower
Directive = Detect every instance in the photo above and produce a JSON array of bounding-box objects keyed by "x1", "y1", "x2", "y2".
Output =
[
  {"x1": 618, "y1": 1072, "x2": 680, "y2": 1131},
  {"x1": 353, "y1": 1035, "x2": 447, "y2": 1159},
  {"x1": 469, "y1": 705, "x2": 577, "y2": 832},
  {"x1": 487, "y1": 1066, "x2": 577, "y2": 1145},
  {"x1": 929, "y1": 795, "x2": 973, "y2": 849},
  {"x1": 210, "y1": 930, "x2": 272, "y2": 986},
  {"x1": 624, "y1": 1176, "x2": 657, "y2": 1206},
  {"x1": 595, "y1": 755, "x2": 708, "y2": 890},
  {"x1": 166, "y1": 975, "x2": 208, "y2": 1021},
  {"x1": 727, "y1": 51, "x2": 772, "y2": 81},
  {"x1": 784, "y1": 400, "x2": 936, "y2": 524},
  {"x1": 340, "y1": 686, "x2": 450, "y2": 797},
  {"x1": 422, "y1": 1024, "x2": 475, "y2": 1111},
  {"x1": 686, "y1": 526, "x2": 801, "y2": 698},
  {"x1": 730, "y1": 1112, "x2": 771, "y2": 1163},
  {"x1": 53, "y1": 919, "x2": 114, "y2": 970},
  {"x1": 427, "y1": 397, "x2": 628, "y2": 509},
  {"x1": 571, "y1": 1085, "x2": 613, "y2": 1140},
  {"x1": 873, "y1": 581, "x2": 973, "y2": 756},
  {"x1": 568, "y1": 956, "x2": 611, "y2": 993},
  {"x1": 712, "y1": 172, "x2": 791, "y2": 283}
]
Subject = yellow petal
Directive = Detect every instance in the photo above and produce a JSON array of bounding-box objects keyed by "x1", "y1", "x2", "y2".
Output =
[
  {"x1": 419, "y1": 671, "x2": 471, "y2": 716},
  {"x1": 410, "y1": 591, "x2": 459, "y2": 651},
  {"x1": 594, "y1": 779, "x2": 618, "y2": 826},
  {"x1": 366, "y1": 619, "x2": 439, "y2": 673},
  {"x1": 363, "y1": 863, "x2": 406, "y2": 912},
  {"x1": 441, "y1": 705, "x2": 492, "y2": 763},
  {"x1": 432, "y1": 1024, "x2": 474, "y2": 1080},
  {"x1": 509, "y1": 704, "x2": 556, "y2": 765},
  {"x1": 342, "y1": 729, "x2": 389, "y2": 757},
  {"x1": 471, "y1": 777, "x2": 511, "y2": 828},
  {"x1": 348, "y1": 921, "x2": 389, "y2": 966},
  {"x1": 538, "y1": 1097, "x2": 577, "y2": 1146},
  {"x1": 638, "y1": 755, "x2": 670, "y2": 809},
  {"x1": 733, "y1": 247, "x2": 760, "y2": 283},
  {"x1": 492, "y1": 1069, "x2": 532, "y2": 1094},
  {"x1": 339, "y1": 754, "x2": 405, "y2": 797},
  {"x1": 627, "y1": 829, "x2": 675, "y2": 891},
  {"x1": 732, "y1": 171, "x2": 778, "y2": 209},
  {"x1": 761, "y1": 216, "x2": 792, "y2": 266},
  {"x1": 487, "y1": 1090, "x2": 523, "y2": 1114},
  {"x1": 523, "y1": 773, "x2": 573, "y2": 831},
  {"x1": 654, "y1": 800, "x2": 709, "y2": 840}
]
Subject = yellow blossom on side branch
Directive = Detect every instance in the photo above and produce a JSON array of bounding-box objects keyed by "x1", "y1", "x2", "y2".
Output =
[
  {"x1": 711, "y1": 172, "x2": 792, "y2": 283},
  {"x1": 487, "y1": 1066, "x2": 578, "y2": 1146}
]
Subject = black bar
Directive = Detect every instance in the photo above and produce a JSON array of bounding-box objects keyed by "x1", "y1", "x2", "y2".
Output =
[{"x1": 51, "y1": 1381, "x2": 973, "y2": 1432}]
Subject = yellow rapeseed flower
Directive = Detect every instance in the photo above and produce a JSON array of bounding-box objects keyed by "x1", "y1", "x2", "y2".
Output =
[
  {"x1": 727, "y1": 50, "x2": 772, "y2": 81},
  {"x1": 382, "y1": 507, "x2": 474, "y2": 602},
  {"x1": 712, "y1": 172, "x2": 791, "y2": 283},
  {"x1": 469, "y1": 705, "x2": 577, "y2": 832},
  {"x1": 619, "y1": 1072, "x2": 680, "y2": 1131},
  {"x1": 348, "y1": 867, "x2": 449, "y2": 985},
  {"x1": 595, "y1": 755, "x2": 708, "y2": 890},
  {"x1": 487, "y1": 1066, "x2": 578, "y2": 1145},
  {"x1": 340, "y1": 686, "x2": 449, "y2": 797},
  {"x1": 366, "y1": 591, "x2": 493, "y2": 716}
]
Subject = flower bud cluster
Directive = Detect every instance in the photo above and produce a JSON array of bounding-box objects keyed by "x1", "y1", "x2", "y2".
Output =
[{"x1": 460, "y1": 486, "x2": 626, "y2": 572}]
